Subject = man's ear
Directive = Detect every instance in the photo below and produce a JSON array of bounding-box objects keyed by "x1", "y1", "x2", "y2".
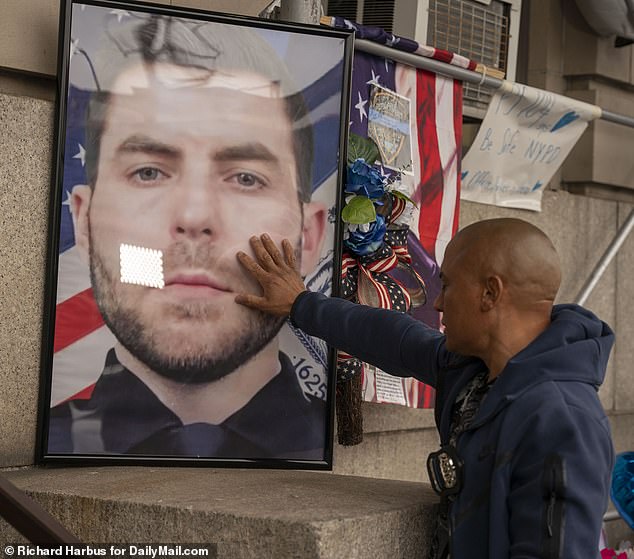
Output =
[
  {"x1": 300, "y1": 201, "x2": 327, "y2": 276},
  {"x1": 481, "y1": 275, "x2": 503, "y2": 311},
  {"x1": 70, "y1": 184, "x2": 92, "y2": 262}
]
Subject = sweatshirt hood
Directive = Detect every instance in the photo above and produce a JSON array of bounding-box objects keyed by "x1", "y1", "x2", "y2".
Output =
[
  {"x1": 473, "y1": 304, "x2": 614, "y2": 425},
  {"x1": 508, "y1": 304, "x2": 613, "y2": 384}
]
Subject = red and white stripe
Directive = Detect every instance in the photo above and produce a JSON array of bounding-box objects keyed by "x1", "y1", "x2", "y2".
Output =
[
  {"x1": 415, "y1": 45, "x2": 477, "y2": 71},
  {"x1": 395, "y1": 64, "x2": 461, "y2": 267},
  {"x1": 51, "y1": 247, "x2": 109, "y2": 404},
  {"x1": 365, "y1": 252, "x2": 398, "y2": 274}
]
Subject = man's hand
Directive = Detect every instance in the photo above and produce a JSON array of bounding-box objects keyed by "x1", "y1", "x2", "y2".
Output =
[{"x1": 235, "y1": 234, "x2": 307, "y2": 316}]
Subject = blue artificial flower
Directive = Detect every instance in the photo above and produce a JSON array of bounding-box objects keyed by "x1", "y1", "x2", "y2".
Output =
[
  {"x1": 346, "y1": 159, "x2": 386, "y2": 200},
  {"x1": 344, "y1": 214, "x2": 387, "y2": 256}
]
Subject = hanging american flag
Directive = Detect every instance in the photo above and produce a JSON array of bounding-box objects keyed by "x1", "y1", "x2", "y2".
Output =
[{"x1": 340, "y1": 20, "x2": 463, "y2": 409}]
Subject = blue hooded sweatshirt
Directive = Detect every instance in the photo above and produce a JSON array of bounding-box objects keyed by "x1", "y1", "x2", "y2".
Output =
[{"x1": 291, "y1": 292, "x2": 615, "y2": 559}]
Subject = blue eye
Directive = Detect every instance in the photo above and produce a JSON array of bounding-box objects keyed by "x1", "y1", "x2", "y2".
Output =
[
  {"x1": 229, "y1": 172, "x2": 266, "y2": 189},
  {"x1": 236, "y1": 173, "x2": 259, "y2": 187},
  {"x1": 135, "y1": 167, "x2": 162, "y2": 181}
]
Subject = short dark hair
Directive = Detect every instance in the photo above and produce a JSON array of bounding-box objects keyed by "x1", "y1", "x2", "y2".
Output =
[{"x1": 84, "y1": 15, "x2": 313, "y2": 202}]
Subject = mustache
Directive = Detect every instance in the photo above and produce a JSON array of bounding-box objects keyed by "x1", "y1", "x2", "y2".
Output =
[
  {"x1": 161, "y1": 240, "x2": 227, "y2": 271},
  {"x1": 161, "y1": 238, "x2": 301, "y2": 273}
]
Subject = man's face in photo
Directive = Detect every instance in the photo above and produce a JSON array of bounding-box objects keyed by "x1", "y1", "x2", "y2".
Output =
[{"x1": 72, "y1": 62, "x2": 323, "y2": 384}]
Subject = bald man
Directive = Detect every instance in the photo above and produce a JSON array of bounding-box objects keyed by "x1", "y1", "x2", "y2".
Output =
[{"x1": 235, "y1": 218, "x2": 615, "y2": 559}]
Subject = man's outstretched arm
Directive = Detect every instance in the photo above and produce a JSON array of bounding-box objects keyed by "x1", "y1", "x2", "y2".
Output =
[{"x1": 235, "y1": 234, "x2": 447, "y2": 386}]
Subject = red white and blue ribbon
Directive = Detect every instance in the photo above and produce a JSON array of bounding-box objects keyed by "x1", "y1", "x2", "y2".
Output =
[{"x1": 337, "y1": 225, "x2": 427, "y2": 382}]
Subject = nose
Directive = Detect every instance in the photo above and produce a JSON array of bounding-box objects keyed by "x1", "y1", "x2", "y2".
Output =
[
  {"x1": 433, "y1": 291, "x2": 443, "y2": 313},
  {"x1": 169, "y1": 172, "x2": 218, "y2": 241}
]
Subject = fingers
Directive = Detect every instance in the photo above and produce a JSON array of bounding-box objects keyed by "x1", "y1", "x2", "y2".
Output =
[
  {"x1": 251, "y1": 234, "x2": 287, "y2": 273},
  {"x1": 282, "y1": 239, "x2": 297, "y2": 270},
  {"x1": 235, "y1": 235, "x2": 304, "y2": 317},
  {"x1": 235, "y1": 293, "x2": 268, "y2": 309},
  {"x1": 236, "y1": 250, "x2": 267, "y2": 281},
  {"x1": 248, "y1": 236, "x2": 274, "y2": 270},
  {"x1": 259, "y1": 234, "x2": 285, "y2": 268},
  {"x1": 238, "y1": 233, "x2": 297, "y2": 283}
]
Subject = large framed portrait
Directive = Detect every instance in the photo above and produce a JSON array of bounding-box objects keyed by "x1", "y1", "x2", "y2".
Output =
[{"x1": 37, "y1": 0, "x2": 353, "y2": 468}]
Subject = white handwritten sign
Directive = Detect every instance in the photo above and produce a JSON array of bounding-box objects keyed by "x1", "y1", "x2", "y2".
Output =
[
  {"x1": 374, "y1": 368, "x2": 408, "y2": 405},
  {"x1": 461, "y1": 81, "x2": 601, "y2": 211}
]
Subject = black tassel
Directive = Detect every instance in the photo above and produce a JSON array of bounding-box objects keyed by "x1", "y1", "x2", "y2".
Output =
[{"x1": 335, "y1": 373, "x2": 363, "y2": 446}]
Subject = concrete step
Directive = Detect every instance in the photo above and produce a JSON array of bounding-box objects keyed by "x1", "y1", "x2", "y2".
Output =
[{"x1": 0, "y1": 467, "x2": 437, "y2": 559}]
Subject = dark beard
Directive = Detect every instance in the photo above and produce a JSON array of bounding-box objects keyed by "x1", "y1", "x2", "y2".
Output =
[{"x1": 89, "y1": 236, "x2": 288, "y2": 384}]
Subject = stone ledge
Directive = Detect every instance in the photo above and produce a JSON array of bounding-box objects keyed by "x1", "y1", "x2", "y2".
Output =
[
  {"x1": 0, "y1": 467, "x2": 437, "y2": 559},
  {"x1": 361, "y1": 401, "x2": 436, "y2": 434}
]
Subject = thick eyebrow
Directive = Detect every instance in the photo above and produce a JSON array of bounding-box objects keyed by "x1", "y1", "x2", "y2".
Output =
[
  {"x1": 116, "y1": 135, "x2": 181, "y2": 159},
  {"x1": 213, "y1": 142, "x2": 280, "y2": 166}
]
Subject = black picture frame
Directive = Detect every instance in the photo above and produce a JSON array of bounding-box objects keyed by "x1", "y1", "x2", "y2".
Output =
[{"x1": 37, "y1": 0, "x2": 353, "y2": 469}]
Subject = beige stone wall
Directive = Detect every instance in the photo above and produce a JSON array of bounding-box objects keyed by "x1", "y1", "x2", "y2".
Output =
[
  {"x1": 562, "y1": 1, "x2": 634, "y2": 194},
  {"x1": 0, "y1": 94, "x2": 53, "y2": 467}
]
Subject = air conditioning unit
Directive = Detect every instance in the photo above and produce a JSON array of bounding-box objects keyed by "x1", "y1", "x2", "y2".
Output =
[{"x1": 324, "y1": 0, "x2": 522, "y2": 119}]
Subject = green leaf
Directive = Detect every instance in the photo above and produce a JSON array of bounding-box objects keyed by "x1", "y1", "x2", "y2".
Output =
[
  {"x1": 341, "y1": 196, "x2": 377, "y2": 224},
  {"x1": 392, "y1": 189, "x2": 418, "y2": 209},
  {"x1": 347, "y1": 133, "x2": 381, "y2": 165}
]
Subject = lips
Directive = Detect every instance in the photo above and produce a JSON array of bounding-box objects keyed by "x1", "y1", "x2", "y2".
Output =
[{"x1": 163, "y1": 272, "x2": 231, "y2": 293}]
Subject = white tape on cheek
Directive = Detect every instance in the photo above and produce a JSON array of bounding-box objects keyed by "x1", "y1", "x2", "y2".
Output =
[{"x1": 120, "y1": 243, "x2": 165, "y2": 288}]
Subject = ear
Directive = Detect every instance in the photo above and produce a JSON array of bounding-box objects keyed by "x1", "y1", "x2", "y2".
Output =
[
  {"x1": 481, "y1": 275, "x2": 503, "y2": 311},
  {"x1": 300, "y1": 201, "x2": 327, "y2": 276},
  {"x1": 70, "y1": 184, "x2": 92, "y2": 262}
]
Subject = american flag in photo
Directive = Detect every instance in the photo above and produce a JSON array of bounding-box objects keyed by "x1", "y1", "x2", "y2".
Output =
[
  {"x1": 52, "y1": 83, "x2": 115, "y2": 405},
  {"x1": 343, "y1": 22, "x2": 463, "y2": 409}
]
